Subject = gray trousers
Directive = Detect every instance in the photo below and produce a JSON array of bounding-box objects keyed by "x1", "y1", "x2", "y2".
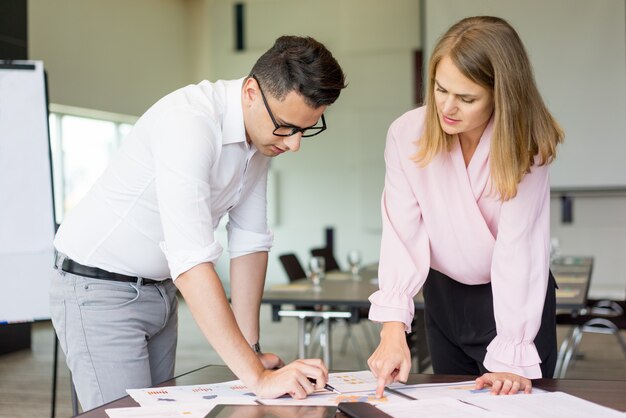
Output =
[{"x1": 50, "y1": 256, "x2": 178, "y2": 411}]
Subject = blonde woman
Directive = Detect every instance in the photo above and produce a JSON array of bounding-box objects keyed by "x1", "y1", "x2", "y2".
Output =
[{"x1": 368, "y1": 16, "x2": 563, "y2": 396}]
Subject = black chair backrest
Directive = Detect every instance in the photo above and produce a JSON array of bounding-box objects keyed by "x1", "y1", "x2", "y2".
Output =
[
  {"x1": 310, "y1": 247, "x2": 341, "y2": 272},
  {"x1": 279, "y1": 253, "x2": 307, "y2": 282}
]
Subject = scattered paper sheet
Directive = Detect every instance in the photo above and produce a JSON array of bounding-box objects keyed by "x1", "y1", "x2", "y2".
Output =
[
  {"x1": 326, "y1": 370, "x2": 381, "y2": 393},
  {"x1": 377, "y1": 397, "x2": 513, "y2": 418},
  {"x1": 269, "y1": 283, "x2": 312, "y2": 291},
  {"x1": 468, "y1": 391, "x2": 625, "y2": 418},
  {"x1": 127, "y1": 380, "x2": 258, "y2": 406},
  {"x1": 126, "y1": 372, "x2": 385, "y2": 407},
  {"x1": 106, "y1": 402, "x2": 214, "y2": 417},
  {"x1": 556, "y1": 288, "x2": 581, "y2": 298},
  {"x1": 554, "y1": 275, "x2": 587, "y2": 284},
  {"x1": 324, "y1": 271, "x2": 352, "y2": 280},
  {"x1": 390, "y1": 380, "x2": 545, "y2": 401},
  {"x1": 258, "y1": 390, "x2": 408, "y2": 407},
  {"x1": 120, "y1": 371, "x2": 624, "y2": 418}
]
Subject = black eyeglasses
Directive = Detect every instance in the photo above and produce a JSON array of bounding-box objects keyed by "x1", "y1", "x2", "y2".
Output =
[{"x1": 251, "y1": 74, "x2": 327, "y2": 138}]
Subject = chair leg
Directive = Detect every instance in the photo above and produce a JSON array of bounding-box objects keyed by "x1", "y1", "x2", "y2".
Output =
[
  {"x1": 614, "y1": 329, "x2": 626, "y2": 358},
  {"x1": 320, "y1": 317, "x2": 332, "y2": 369},
  {"x1": 309, "y1": 320, "x2": 324, "y2": 359},
  {"x1": 559, "y1": 326, "x2": 583, "y2": 378},
  {"x1": 304, "y1": 318, "x2": 317, "y2": 356},
  {"x1": 554, "y1": 326, "x2": 575, "y2": 378},
  {"x1": 297, "y1": 318, "x2": 307, "y2": 359}
]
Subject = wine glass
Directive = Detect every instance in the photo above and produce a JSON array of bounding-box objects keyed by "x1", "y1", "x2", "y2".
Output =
[
  {"x1": 347, "y1": 249, "x2": 362, "y2": 279},
  {"x1": 308, "y1": 256, "x2": 326, "y2": 291}
]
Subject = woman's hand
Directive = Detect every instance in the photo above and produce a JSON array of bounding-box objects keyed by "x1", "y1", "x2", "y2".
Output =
[
  {"x1": 475, "y1": 372, "x2": 532, "y2": 395},
  {"x1": 367, "y1": 322, "x2": 411, "y2": 398}
]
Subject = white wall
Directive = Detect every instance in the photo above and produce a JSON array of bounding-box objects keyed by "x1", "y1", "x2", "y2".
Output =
[
  {"x1": 422, "y1": 0, "x2": 626, "y2": 298},
  {"x1": 551, "y1": 196, "x2": 626, "y2": 299},
  {"x1": 205, "y1": 0, "x2": 420, "y2": 285},
  {"x1": 28, "y1": 0, "x2": 195, "y2": 116},
  {"x1": 27, "y1": 0, "x2": 626, "y2": 297}
]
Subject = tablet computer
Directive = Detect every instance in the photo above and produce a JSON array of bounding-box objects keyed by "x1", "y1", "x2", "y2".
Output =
[
  {"x1": 337, "y1": 402, "x2": 393, "y2": 418},
  {"x1": 204, "y1": 404, "x2": 337, "y2": 418}
]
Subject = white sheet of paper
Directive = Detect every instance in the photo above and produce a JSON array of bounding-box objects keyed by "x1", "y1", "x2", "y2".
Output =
[
  {"x1": 106, "y1": 402, "x2": 214, "y2": 418},
  {"x1": 468, "y1": 391, "x2": 624, "y2": 418},
  {"x1": 125, "y1": 371, "x2": 383, "y2": 407},
  {"x1": 258, "y1": 390, "x2": 409, "y2": 407},
  {"x1": 392, "y1": 380, "x2": 545, "y2": 400},
  {"x1": 126, "y1": 380, "x2": 257, "y2": 406},
  {"x1": 326, "y1": 370, "x2": 380, "y2": 393},
  {"x1": 377, "y1": 397, "x2": 511, "y2": 418}
]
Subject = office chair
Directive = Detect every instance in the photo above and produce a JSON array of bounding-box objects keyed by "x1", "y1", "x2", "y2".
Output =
[
  {"x1": 310, "y1": 247, "x2": 341, "y2": 272},
  {"x1": 554, "y1": 297, "x2": 626, "y2": 378},
  {"x1": 279, "y1": 253, "x2": 308, "y2": 282}
]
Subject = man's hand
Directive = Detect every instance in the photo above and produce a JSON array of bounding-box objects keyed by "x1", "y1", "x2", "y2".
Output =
[
  {"x1": 367, "y1": 322, "x2": 411, "y2": 398},
  {"x1": 176, "y1": 261, "x2": 324, "y2": 401},
  {"x1": 475, "y1": 372, "x2": 532, "y2": 395},
  {"x1": 258, "y1": 352, "x2": 285, "y2": 370},
  {"x1": 253, "y1": 358, "x2": 329, "y2": 399}
]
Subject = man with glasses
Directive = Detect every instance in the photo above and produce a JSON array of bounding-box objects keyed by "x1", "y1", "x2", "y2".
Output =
[{"x1": 50, "y1": 36, "x2": 346, "y2": 411}]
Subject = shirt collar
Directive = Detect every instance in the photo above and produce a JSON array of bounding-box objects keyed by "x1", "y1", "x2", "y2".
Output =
[{"x1": 221, "y1": 77, "x2": 247, "y2": 145}]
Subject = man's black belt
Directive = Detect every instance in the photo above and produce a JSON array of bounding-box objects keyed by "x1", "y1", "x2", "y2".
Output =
[{"x1": 60, "y1": 258, "x2": 162, "y2": 285}]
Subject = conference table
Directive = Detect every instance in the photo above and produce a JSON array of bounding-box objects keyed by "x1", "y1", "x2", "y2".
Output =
[
  {"x1": 264, "y1": 256, "x2": 593, "y2": 312},
  {"x1": 261, "y1": 257, "x2": 594, "y2": 367},
  {"x1": 262, "y1": 265, "x2": 408, "y2": 368},
  {"x1": 76, "y1": 364, "x2": 626, "y2": 416}
]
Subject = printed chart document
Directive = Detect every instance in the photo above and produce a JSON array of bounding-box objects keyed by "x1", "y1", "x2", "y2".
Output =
[
  {"x1": 126, "y1": 381, "x2": 259, "y2": 406},
  {"x1": 258, "y1": 371, "x2": 411, "y2": 406},
  {"x1": 257, "y1": 389, "x2": 409, "y2": 407},
  {"x1": 119, "y1": 371, "x2": 625, "y2": 418}
]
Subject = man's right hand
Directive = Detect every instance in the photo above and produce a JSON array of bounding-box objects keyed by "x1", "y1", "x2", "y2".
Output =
[
  {"x1": 252, "y1": 358, "x2": 329, "y2": 399},
  {"x1": 367, "y1": 321, "x2": 411, "y2": 398}
]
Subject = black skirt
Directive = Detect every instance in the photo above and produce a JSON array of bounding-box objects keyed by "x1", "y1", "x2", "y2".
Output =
[{"x1": 421, "y1": 268, "x2": 557, "y2": 378}]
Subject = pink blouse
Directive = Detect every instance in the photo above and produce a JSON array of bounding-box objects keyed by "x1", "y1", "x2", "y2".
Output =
[{"x1": 369, "y1": 106, "x2": 550, "y2": 378}]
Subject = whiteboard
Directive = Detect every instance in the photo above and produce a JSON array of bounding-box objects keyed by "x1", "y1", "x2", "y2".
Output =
[
  {"x1": 424, "y1": 0, "x2": 626, "y2": 189},
  {"x1": 0, "y1": 61, "x2": 55, "y2": 322}
]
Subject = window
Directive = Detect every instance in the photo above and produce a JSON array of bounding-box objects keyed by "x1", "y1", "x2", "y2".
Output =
[{"x1": 49, "y1": 105, "x2": 136, "y2": 223}]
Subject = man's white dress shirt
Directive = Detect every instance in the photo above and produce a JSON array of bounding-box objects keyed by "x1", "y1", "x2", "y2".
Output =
[{"x1": 55, "y1": 78, "x2": 273, "y2": 280}]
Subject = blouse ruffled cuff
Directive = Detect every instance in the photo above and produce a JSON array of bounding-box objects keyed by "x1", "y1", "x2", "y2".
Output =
[
  {"x1": 483, "y1": 336, "x2": 543, "y2": 379},
  {"x1": 160, "y1": 241, "x2": 223, "y2": 280},
  {"x1": 368, "y1": 290, "x2": 414, "y2": 332}
]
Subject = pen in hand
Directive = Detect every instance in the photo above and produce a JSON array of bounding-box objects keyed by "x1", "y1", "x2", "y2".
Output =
[{"x1": 308, "y1": 377, "x2": 342, "y2": 395}]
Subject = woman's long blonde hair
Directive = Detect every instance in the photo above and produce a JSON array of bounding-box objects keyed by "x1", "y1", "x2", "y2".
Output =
[{"x1": 413, "y1": 16, "x2": 563, "y2": 200}]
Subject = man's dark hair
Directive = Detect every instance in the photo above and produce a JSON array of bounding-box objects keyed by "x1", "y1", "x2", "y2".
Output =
[{"x1": 250, "y1": 36, "x2": 347, "y2": 108}]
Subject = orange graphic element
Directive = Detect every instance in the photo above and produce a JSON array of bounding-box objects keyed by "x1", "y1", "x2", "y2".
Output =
[
  {"x1": 146, "y1": 389, "x2": 169, "y2": 395},
  {"x1": 192, "y1": 387, "x2": 212, "y2": 393}
]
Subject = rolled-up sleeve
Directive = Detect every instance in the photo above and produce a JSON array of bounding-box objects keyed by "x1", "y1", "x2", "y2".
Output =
[
  {"x1": 484, "y1": 162, "x2": 551, "y2": 378},
  {"x1": 151, "y1": 107, "x2": 223, "y2": 280},
  {"x1": 369, "y1": 122, "x2": 431, "y2": 332},
  {"x1": 227, "y1": 158, "x2": 273, "y2": 258}
]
